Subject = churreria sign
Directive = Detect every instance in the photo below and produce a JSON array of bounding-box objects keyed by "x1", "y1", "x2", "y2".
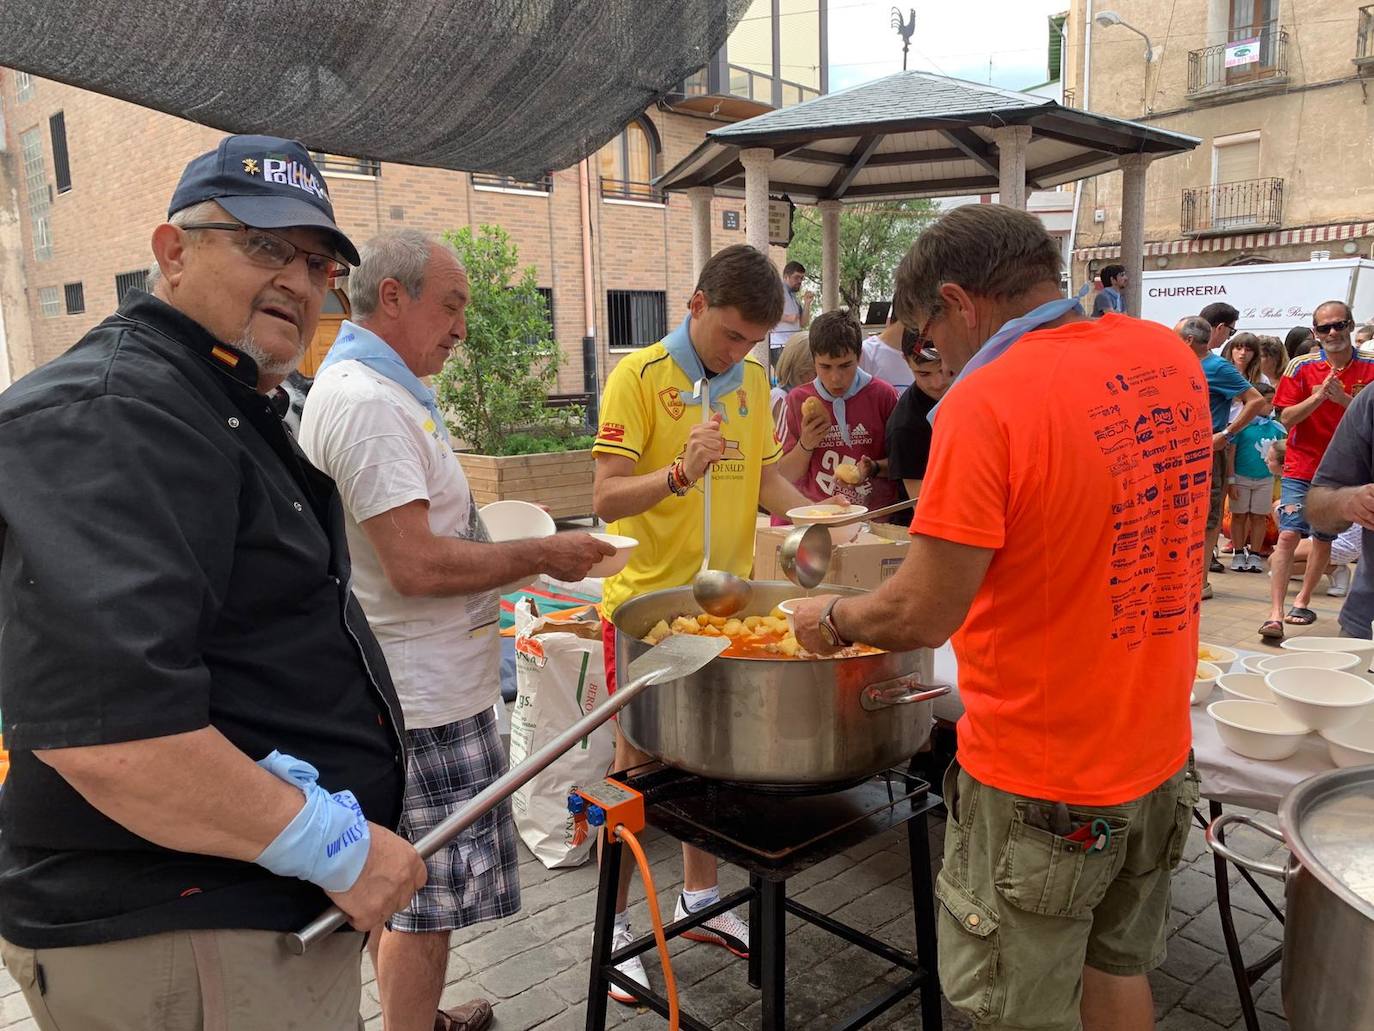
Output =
[{"x1": 1147, "y1": 285, "x2": 1229, "y2": 298}]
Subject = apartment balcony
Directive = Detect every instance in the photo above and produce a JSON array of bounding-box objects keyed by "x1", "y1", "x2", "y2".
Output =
[
  {"x1": 600, "y1": 178, "x2": 663, "y2": 204},
  {"x1": 1187, "y1": 23, "x2": 1288, "y2": 102},
  {"x1": 1181, "y1": 178, "x2": 1284, "y2": 236},
  {"x1": 1356, "y1": 6, "x2": 1374, "y2": 74}
]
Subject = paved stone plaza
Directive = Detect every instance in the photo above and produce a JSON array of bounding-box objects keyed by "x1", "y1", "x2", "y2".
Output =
[{"x1": 0, "y1": 566, "x2": 1334, "y2": 1031}]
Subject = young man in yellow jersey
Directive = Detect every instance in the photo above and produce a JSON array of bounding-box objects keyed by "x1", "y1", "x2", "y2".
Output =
[{"x1": 592, "y1": 244, "x2": 818, "y2": 1001}]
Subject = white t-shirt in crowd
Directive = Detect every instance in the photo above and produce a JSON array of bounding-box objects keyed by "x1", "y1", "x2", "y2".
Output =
[
  {"x1": 299, "y1": 361, "x2": 500, "y2": 729},
  {"x1": 859, "y1": 334, "x2": 912, "y2": 394}
]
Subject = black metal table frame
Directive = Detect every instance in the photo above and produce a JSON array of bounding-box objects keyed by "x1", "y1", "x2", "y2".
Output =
[
  {"x1": 1195, "y1": 800, "x2": 1285, "y2": 1031},
  {"x1": 583, "y1": 790, "x2": 943, "y2": 1031}
]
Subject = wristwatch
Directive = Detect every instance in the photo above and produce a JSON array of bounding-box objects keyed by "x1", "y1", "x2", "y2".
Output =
[{"x1": 818, "y1": 598, "x2": 850, "y2": 649}]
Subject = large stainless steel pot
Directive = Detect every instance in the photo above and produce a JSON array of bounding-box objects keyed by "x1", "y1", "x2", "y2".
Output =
[
  {"x1": 612, "y1": 582, "x2": 948, "y2": 786},
  {"x1": 1206, "y1": 765, "x2": 1374, "y2": 1031}
]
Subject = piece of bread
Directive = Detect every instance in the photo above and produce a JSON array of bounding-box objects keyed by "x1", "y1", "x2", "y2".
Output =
[
  {"x1": 835, "y1": 462, "x2": 862, "y2": 484},
  {"x1": 802, "y1": 395, "x2": 828, "y2": 423}
]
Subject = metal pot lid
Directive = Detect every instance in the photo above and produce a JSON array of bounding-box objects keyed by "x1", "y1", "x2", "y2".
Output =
[{"x1": 1279, "y1": 764, "x2": 1374, "y2": 920}]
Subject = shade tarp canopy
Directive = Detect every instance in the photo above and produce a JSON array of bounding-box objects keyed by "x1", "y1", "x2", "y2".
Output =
[
  {"x1": 0, "y1": 0, "x2": 752, "y2": 179},
  {"x1": 656, "y1": 71, "x2": 1200, "y2": 203}
]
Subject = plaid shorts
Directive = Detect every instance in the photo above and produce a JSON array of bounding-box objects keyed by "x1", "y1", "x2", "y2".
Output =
[{"x1": 389, "y1": 709, "x2": 522, "y2": 934}]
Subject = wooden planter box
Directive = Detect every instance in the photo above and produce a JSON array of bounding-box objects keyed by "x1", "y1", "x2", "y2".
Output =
[{"x1": 459, "y1": 448, "x2": 595, "y2": 520}]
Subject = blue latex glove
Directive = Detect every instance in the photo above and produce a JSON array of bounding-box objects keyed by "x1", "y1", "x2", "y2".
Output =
[{"x1": 253, "y1": 751, "x2": 371, "y2": 892}]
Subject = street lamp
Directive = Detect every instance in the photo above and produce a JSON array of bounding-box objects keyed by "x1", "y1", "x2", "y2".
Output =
[{"x1": 1095, "y1": 10, "x2": 1157, "y2": 63}]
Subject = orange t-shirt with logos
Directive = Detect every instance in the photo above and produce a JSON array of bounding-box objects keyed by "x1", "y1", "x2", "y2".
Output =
[{"x1": 911, "y1": 314, "x2": 1206, "y2": 805}]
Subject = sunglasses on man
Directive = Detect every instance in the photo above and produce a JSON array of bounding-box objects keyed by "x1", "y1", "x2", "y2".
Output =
[{"x1": 1313, "y1": 319, "x2": 1353, "y2": 335}]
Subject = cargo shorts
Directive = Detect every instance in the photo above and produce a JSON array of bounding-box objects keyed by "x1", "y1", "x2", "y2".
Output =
[{"x1": 935, "y1": 756, "x2": 1199, "y2": 1031}]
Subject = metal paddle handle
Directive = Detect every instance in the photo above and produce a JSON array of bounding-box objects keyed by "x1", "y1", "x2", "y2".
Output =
[
  {"x1": 286, "y1": 661, "x2": 685, "y2": 954},
  {"x1": 698, "y1": 378, "x2": 712, "y2": 574}
]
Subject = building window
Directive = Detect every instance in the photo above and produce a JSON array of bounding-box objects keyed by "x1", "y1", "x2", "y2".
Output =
[
  {"x1": 38, "y1": 286, "x2": 60, "y2": 317},
  {"x1": 607, "y1": 290, "x2": 667, "y2": 349},
  {"x1": 15, "y1": 71, "x2": 34, "y2": 102},
  {"x1": 471, "y1": 172, "x2": 552, "y2": 194},
  {"x1": 309, "y1": 152, "x2": 380, "y2": 178},
  {"x1": 19, "y1": 127, "x2": 52, "y2": 261},
  {"x1": 598, "y1": 118, "x2": 662, "y2": 203},
  {"x1": 1213, "y1": 132, "x2": 1260, "y2": 186},
  {"x1": 50, "y1": 111, "x2": 71, "y2": 193},
  {"x1": 115, "y1": 269, "x2": 150, "y2": 302},
  {"x1": 64, "y1": 282, "x2": 85, "y2": 315},
  {"x1": 524, "y1": 287, "x2": 555, "y2": 346}
]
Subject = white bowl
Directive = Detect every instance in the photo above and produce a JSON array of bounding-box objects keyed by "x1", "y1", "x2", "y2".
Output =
[
  {"x1": 1198, "y1": 643, "x2": 1239, "y2": 668},
  {"x1": 479, "y1": 500, "x2": 558, "y2": 595},
  {"x1": 1240, "y1": 654, "x2": 1275, "y2": 675},
  {"x1": 1256, "y1": 651, "x2": 1363, "y2": 674},
  {"x1": 1264, "y1": 668, "x2": 1374, "y2": 732},
  {"x1": 1320, "y1": 717, "x2": 1374, "y2": 768},
  {"x1": 586, "y1": 533, "x2": 638, "y2": 579},
  {"x1": 1280, "y1": 635, "x2": 1374, "y2": 659},
  {"x1": 1218, "y1": 672, "x2": 1276, "y2": 704},
  {"x1": 777, "y1": 597, "x2": 805, "y2": 636},
  {"x1": 786, "y1": 503, "x2": 867, "y2": 545},
  {"x1": 480, "y1": 500, "x2": 557, "y2": 542},
  {"x1": 1208, "y1": 700, "x2": 1311, "y2": 761},
  {"x1": 1193, "y1": 661, "x2": 1222, "y2": 706}
]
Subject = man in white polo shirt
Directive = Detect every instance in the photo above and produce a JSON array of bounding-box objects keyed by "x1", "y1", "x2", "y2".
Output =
[{"x1": 300, "y1": 230, "x2": 611, "y2": 1031}]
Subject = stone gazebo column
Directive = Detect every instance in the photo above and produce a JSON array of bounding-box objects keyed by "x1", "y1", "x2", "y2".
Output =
[
  {"x1": 687, "y1": 186, "x2": 714, "y2": 281},
  {"x1": 1118, "y1": 154, "x2": 1154, "y2": 317},
  {"x1": 818, "y1": 199, "x2": 841, "y2": 314},
  {"x1": 740, "y1": 146, "x2": 775, "y2": 365},
  {"x1": 992, "y1": 125, "x2": 1033, "y2": 210}
]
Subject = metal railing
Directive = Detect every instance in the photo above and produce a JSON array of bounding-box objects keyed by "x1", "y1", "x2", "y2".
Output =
[
  {"x1": 310, "y1": 153, "x2": 380, "y2": 177},
  {"x1": 1188, "y1": 23, "x2": 1287, "y2": 94},
  {"x1": 1358, "y1": 6, "x2": 1374, "y2": 63},
  {"x1": 600, "y1": 178, "x2": 663, "y2": 204},
  {"x1": 471, "y1": 172, "x2": 551, "y2": 193},
  {"x1": 1181, "y1": 177, "x2": 1284, "y2": 235}
]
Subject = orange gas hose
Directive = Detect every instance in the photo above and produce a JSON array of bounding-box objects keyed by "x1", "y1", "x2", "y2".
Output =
[{"x1": 613, "y1": 824, "x2": 679, "y2": 1031}]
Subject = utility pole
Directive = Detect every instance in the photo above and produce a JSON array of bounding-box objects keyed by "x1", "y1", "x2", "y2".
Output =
[{"x1": 890, "y1": 8, "x2": 915, "y2": 71}]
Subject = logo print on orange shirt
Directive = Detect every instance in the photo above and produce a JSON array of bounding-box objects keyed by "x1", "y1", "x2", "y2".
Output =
[{"x1": 659, "y1": 387, "x2": 685, "y2": 421}]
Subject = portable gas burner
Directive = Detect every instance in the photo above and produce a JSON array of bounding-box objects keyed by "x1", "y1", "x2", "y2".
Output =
[{"x1": 580, "y1": 763, "x2": 943, "y2": 1031}]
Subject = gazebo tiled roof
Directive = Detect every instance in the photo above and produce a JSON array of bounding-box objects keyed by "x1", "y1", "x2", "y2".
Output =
[{"x1": 656, "y1": 70, "x2": 1199, "y2": 202}]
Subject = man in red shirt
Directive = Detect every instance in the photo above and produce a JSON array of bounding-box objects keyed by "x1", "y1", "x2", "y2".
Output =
[
  {"x1": 1263, "y1": 301, "x2": 1374, "y2": 638},
  {"x1": 778, "y1": 310, "x2": 899, "y2": 511},
  {"x1": 792, "y1": 204, "x2": 1203, "y2": 1031}
]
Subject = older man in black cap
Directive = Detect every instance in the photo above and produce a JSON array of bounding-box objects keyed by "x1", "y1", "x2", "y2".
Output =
[{"x1": 0, "y1": 136, "x2": 425, "y2": 1030}]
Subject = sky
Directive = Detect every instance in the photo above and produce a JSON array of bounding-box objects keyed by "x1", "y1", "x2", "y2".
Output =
[{"x1": 827, "y1": 0, "x2": 1070, "y2": 93}]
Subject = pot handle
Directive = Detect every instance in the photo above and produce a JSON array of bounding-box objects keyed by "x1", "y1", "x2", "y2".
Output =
[
  {"x1": 861, "y1": 676, "x2": 951, "y2": 712},
  {"x1": 1205, "y1": 813, "x2": 1289, "y2": 880}
]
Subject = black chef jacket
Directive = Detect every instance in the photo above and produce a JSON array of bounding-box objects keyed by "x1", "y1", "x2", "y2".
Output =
[{"x1": 0, "y1": 291, "x2": 406, "y2": 948}]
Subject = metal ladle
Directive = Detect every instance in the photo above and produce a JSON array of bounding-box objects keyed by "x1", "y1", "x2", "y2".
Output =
[
  {"x1": 690, "y1": 378, "x2": 752, "y2": 617},
  {"x1": 778, "y1": 497, "x2": 919, "y2": 589}
]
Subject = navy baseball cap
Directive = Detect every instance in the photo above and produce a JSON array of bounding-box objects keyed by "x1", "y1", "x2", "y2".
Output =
[{"x1": 168, "y1": 135, "x2": 360, "y2": 265}]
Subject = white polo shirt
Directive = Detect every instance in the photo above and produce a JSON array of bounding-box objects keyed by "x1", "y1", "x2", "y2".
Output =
[{"x1": 299, "y1": 360, "x2": 500, "y2": 729}]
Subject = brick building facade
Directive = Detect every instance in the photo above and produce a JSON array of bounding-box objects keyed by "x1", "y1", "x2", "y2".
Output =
[{"x1": 0, "y1": 2, "x2": 826, "y2": 393}]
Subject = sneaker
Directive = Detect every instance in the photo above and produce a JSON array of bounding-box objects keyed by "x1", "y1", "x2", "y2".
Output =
[
  {"x1": 1328, "y1": 565, "x2": 1352, "y2": 597},
  {"x1": 675, "y1": 895, "x2": 750, "y2": 958},
  {"x1": 1210, "y1": 554, "x2": 1226, "y2": 574},
  {"x1": 1230, "y1": 550, "x2": 1247, "y2": 572},
  {"x1": 1201, "y1": 582, "x2": 1214, "y2": 600},
  {"x1": 1248, "y1": 552, "x2": 1267, "y2": 573},
  {"x1": 607, "y1": 922, "x2": 649, "y2": 1004}
]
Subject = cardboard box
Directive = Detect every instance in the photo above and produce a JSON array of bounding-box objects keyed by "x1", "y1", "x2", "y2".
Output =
[{"x1": 754, "y1": 523, "x2": 910, "y2": 591}]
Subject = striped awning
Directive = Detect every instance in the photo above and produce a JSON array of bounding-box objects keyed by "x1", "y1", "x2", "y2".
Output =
[{"x1": 1075, "y1": 221, "x2": 1374, "y2": 262}]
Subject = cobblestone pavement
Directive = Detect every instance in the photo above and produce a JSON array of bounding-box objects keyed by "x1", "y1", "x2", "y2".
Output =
[{"x1": 0, "y1": 565, "x2": 1339, "y2": 1031}]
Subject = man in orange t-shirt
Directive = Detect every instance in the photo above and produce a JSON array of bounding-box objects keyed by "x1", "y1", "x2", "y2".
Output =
[{"x1": 794, "y1": 205, "x2": 1204, "y2": 1031}]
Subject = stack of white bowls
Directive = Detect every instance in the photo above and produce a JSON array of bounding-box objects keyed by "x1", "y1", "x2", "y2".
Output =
[{"x1": 1207, "y1": 637, "x2": 1374, "y2": 765}]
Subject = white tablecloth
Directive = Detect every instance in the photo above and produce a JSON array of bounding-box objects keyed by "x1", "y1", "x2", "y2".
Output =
[{"x1": 927, "y1": 644, "x2": 1334, "y2": 813}]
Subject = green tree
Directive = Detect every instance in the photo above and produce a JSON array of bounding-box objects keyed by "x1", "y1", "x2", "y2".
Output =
[
  {"x1": 787, "y1": 199, "x2": 940, "y2": 313},
  {"x1": 434, "y1": 224, "x2": 578, "y2": 455}
]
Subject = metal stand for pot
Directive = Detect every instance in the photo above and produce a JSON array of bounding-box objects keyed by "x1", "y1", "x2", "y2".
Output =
[
  {"x1": 1194, "y1": 802, "x2": 1285, "y2": 1031},
  {"x1": 584, "y1": 763, "x2": 944, "y2": 1031}
]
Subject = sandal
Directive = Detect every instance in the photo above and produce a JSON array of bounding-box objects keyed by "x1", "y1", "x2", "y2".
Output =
[
  {"x1": 1258, "y1": 620, "x2": 1285, "y2": 640},
  {"x1": 1285, "y1": 607, "x2": 1317, "y2": 626}
]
